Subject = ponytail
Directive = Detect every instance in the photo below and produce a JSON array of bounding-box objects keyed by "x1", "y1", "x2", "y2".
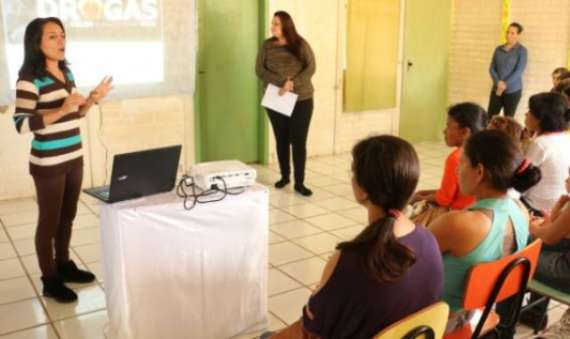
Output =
[
  {"x1": 512, "y1": 157, "x2": 542, "y2": 193},
  {"x1": 337, "y1": 215, "x2": 416, "y2": 283}
]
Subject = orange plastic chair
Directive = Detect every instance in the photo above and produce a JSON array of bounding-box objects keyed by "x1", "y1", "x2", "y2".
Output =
[
  {"x1": 444, "y1": 240, "x2": 542, "y2": 339},
  {"x1": 374, "y1": 302, "x2": 450, "y2": 339}
]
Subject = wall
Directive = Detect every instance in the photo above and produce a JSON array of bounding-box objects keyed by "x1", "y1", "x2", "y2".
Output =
[{"x1": 448, "y1": 0, "x2": 570, "y2": 121}]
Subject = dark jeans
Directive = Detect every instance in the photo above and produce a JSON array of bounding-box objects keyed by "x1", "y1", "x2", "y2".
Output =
[
  {"x1": 33, "y1": 166, "x2": 83, "y2": 278},
  {"x1": 523, "y1": 239, "x2": 570, "y2": 316},
  {"x1": 488, "y1": 89, "x2": 522, "y2": 117},
  {"x1": 267, "y1": 98, "x2": 313, "y2": 185}
]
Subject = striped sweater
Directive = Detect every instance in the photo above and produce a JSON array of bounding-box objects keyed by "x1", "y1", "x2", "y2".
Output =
[{"x1": 14, "y1": 69, "x2": 83, "y2": 177}]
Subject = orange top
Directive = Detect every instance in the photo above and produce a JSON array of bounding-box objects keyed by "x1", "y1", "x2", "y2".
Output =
[{"x1": 435, "y1": 148, "x2": 475, "y2": 210}]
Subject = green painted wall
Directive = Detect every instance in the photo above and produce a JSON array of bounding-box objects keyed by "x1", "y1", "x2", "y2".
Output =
[
  {"x1": 195, "y1": 0, "x2": 267, "y2": 163},
  {"x1": 400, "y1": 0, "x2": 452, "y2": 142}
]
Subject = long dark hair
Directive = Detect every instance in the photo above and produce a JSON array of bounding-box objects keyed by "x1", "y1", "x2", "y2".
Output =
[
  {"x1": 337, "y1": 135, "x2": 418, "y2": 283},
  {"x1": 272, "y1": 11, "x2": 305, "y2": 61},
  {"x1": 18, "y1": 17, "x2": 68, "y2": 78},
  {"x1": 464, "y1": 130, "x2": 541, "y2": 193}
]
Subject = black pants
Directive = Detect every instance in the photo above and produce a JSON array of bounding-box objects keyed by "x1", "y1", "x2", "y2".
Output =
[
  {"x1": 488, "y1": 89, "x2": 522, "y2": 117},
  {"x1": 33, "y1": 166, "x2": 83, "y2": 278},
  {"x1": 267, "y1": 98, "x2": 313, "y2": 185}
]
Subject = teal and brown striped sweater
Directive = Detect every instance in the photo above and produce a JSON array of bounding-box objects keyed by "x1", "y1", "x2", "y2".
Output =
[{"x1": 14, "y1": 69, "x2": 83, "y2": 177}]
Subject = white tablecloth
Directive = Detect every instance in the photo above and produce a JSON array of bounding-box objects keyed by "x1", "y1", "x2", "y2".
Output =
[{"x1": 100, "y1": 185, "x2": 269, "y2": 339}]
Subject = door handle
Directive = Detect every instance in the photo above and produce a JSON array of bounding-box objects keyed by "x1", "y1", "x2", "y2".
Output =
[{"x1": 407, "y1": 61, "x2": 413, "y2": 71}]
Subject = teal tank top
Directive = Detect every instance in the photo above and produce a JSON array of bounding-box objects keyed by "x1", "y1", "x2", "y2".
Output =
[{"x1": 442, "y1": 198, "x2": 529, "y2": 312}]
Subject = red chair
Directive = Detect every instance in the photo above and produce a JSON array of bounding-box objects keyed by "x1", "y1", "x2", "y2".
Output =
[{"x1": 444, "y1": 240, "x2": 542, "y2": 339}]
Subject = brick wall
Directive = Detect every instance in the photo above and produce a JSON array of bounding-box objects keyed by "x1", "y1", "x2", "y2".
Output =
[{"x1": 448, "y1": 0, "x2": 570, "y2": 121}]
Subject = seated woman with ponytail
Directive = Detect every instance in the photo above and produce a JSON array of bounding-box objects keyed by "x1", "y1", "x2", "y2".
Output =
[
  {"x1": 261, "y1": 135, "x2": 444, "y2": 339},
  {"x1": 428, "y1": 130, "x2": 542, "y2": 334}
]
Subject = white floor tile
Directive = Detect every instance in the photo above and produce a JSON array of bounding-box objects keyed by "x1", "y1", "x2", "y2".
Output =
[
  {"x1": 269, "y1": 242, "x2": 314, "y2": 266},
  {"x1": 305, "y1": 213, "x2": 358, "y2": 231},
  {"x1": 53, "y1": 310, "x2": 109, "y2": 339},
  {"x1": 42, "y1": 285, "x2": 106, "y2": 322},
  {"x1": 11, "y1": 238, "x2": 36, "y2": 256},
  {"x1": 314, "y1": 197, "x2": 359, "y2": 212},
  {"x1": 270, "y1": 209, "x2": 296, "y2": 225},
  {"x1": 279, "y1": 257, "x2": 326, "y2": 286},
  {"x1": 73, "y1": 215, "x2": 99, "y2": 230},
  {"x1": 1, "y1": 211, "x2": 38, "y2": 228},
  {"x1": 268, "y1": 269, "x2": 302, "y2": 296},
  {"x1": 331, "y1": 224, "x2": 365, "y2": 240},
  {"x1": 0, "y1": 298, "x2": 48, "y2": 336},
  {"x1": 0, "y1": 199, "x2": 36, "y2": 217},
  {"x1": 0, "y1": 277, "x2": 36, "y2": 305},
  {"x1": 0, "y1": 243, "x2": 17, "y2": 260},
  {"x1": 0, "y1": 325, "x2": 57, "y2": 339},
  {"x1": 73, "y1": 244, "x2": 101, "y2": 264},
  {"x1": 337, "y1": 207, "x2": 368, "y2": 225},
  {"x1": 6, "y1": 224, "x2": 36, "y2": 241},
  {"x1": 70, "y1": 228, "x2": 101, "y2": 247},
  {"x1": 283, "y1": 203, "x2": 329, "y2": 219},
  {"x1": 0, "y1": 229, "x2": 8, "y2": 243},
  {"x1": 268, "y1": 288, "x2": 312, "y2": 325},
  {"x1": 0, "y1": 258, "x2": 25, "y2": 280},
  {"x1": 293, "y1": 233, "x2": 341, "y2": 255},
  {"x1": 269, "y1": 231, "x2": 286, "y2": 245},
  {"x1": 271, "y1": 220, "x2": 323, "y2": 239}
]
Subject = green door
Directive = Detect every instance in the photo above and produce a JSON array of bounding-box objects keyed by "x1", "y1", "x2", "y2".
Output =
[
  {"x1": 195, "y1": 0, "x2": 266, "y2": 162},
  {"x1": 399, "y1": 0, "x2": 452, "y2": 142}
]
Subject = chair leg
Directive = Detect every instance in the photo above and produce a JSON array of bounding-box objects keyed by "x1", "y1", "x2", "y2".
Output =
[{"x1": 535, "y1": 307, "x2": 548, "y2": 334}]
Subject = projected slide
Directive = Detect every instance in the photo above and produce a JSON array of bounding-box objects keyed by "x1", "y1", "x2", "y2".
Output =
[{"x1": 1, "y1": 0, "x2": 163, "y2": 87}]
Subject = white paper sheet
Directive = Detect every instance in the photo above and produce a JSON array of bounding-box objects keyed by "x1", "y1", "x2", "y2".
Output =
[{"x1": 261, "y1": 84, "x2": 298, "y2": 117}]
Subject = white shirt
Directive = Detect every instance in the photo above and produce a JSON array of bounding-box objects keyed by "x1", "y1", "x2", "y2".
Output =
[{"x1": 524, "y1": 133, "x2": 570, "y2": 212}]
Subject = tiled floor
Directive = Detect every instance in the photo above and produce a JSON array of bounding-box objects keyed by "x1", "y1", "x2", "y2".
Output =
[{"x1": 0, "y1": 141, "x2": 565, "y2": 338}]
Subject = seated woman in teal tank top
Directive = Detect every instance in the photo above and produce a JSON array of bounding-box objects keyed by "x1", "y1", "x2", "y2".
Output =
[{"x1": 429, "y1": 130, "x2": 542, "y2": 333}]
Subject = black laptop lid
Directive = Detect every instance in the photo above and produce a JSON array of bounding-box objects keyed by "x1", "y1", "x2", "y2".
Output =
[{"x1": 108, "y1": 145, "x2": 182, "y2": 202}]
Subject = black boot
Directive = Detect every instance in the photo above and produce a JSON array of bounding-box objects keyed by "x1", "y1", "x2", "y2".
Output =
[
  {"x1": 274, "y1": 178, "x2": 290, "y2": 189},
  {"x1": 294, "y1": 184, "x2": 313, "y2": 197},
  {"x1": 57, "y1": 260, "x2": 96, "y2": 283},
  {"x1": 41, "y1": 276, "x2": 77, "y2": 303}
]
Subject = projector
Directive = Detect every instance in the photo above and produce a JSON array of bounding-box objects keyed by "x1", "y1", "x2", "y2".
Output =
[{"x1": 189, "y1": 160, "x2": 257, "y2": 190}]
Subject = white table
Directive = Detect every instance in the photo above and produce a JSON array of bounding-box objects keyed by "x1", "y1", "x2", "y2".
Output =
[{"x1": 100, "y1": 185, "x2": 269, "y2": 339}]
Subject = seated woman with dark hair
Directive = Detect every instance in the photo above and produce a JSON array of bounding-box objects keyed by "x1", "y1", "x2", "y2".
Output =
[
  {"x1": 428, "y1": 130, "x2": 541, "y2": 335},
  {"x1": 524, "y1": 92, "x2": 570, "y2": 212},
  {"x1": 410, "y1": 102, "x2": 488, "y2": 226},
  {"x1": 519, "y1": 167, "x2": 570, "y2": 332},
  {"x1": 262, "y1": 135, "x2": 444, "y2": 339}
]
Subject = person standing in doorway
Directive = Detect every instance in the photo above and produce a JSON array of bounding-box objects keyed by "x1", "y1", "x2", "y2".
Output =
[
  {"x1": 488, "y1": 22, "x2": 528, "y2": 118},
  {"x1": 256, "y1": 11, "x2": 316, "y2": 196}
]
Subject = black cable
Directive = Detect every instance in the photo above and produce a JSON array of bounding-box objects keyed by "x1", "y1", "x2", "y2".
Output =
[{"x1": 176, "y1": 175, "x2": 245, "y2": 211}]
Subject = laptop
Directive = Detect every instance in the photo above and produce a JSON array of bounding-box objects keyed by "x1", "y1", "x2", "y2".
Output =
[{"x1": 83, "y1": 145, "x2": 182, "y2": 203}]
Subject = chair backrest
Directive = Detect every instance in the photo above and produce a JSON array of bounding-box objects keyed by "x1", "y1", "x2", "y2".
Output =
[
  {"x1": 374, "y1": 302, "x2": 450, "y2": 339},
  {"x1": 462, "y1": 239, "x2": 542, "y2": 310},
  {"x1": 461, "y1": 240, "x2": 542, "y2": 338}
]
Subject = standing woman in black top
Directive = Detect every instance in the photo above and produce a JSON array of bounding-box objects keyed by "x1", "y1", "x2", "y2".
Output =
[{"x1": 256, "y1": 11, "x2": 316, "y2": 196}]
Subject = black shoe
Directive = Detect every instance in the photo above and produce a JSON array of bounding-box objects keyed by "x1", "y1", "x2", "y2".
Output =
[
  {"x1": 57, "y1": 260, "x2": 96, "y2": 283},
  {"x1": 274, "y1": 178, "x2": 290, "y2": 189},
  {"x1": 41, "y1": 276, "x2": 77, "y2": 303},
  {"x1": 294, "y1": 184, "x2": 313, "y2": 197},
  {"x1": 519, "y1": 309, "x2": 548, "y2": 331}
]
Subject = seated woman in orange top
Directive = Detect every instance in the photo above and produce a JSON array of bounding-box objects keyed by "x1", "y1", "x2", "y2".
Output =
[{"x1": 410, "y1": 103, "x2": 488, "y2": 226}]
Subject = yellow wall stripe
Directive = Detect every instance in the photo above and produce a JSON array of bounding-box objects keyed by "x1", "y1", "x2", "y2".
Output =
[{"x1": 500, "y1": 0, "x2": 511, "y2": 44}]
